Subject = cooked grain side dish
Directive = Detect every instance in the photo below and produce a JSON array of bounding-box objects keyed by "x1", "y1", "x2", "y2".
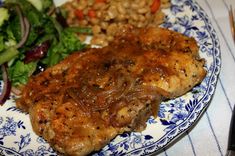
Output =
[{"x1": 61, "y1": 0, "x2": 171, "y2": 46}]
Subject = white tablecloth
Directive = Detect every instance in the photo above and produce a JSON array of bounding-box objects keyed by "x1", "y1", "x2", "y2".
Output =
[{"x1": 158, "y1": 0, "x2": 235, "y2": 155}]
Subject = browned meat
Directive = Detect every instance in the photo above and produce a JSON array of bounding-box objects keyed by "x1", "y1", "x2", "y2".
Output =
[{"x1": 16, "y1": 27, "x2": 206, "y2": 156}]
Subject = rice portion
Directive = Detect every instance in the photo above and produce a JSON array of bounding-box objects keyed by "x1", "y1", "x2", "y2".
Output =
[{"x1": 61, "y1": 0, "x2": 171, "y2": 46}]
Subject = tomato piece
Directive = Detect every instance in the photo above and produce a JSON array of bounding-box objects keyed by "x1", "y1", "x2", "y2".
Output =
[
  {"x1": 88, "y1": 9, "x2": 96, "y2": 18},
  {"x1": 150, "y1": 0, "x2": 161, "y2": 14},
  {"x1": 74, "y1": 9, "x2": 84, "y2": 20}
]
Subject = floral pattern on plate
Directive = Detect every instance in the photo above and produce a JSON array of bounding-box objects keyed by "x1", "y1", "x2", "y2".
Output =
[{"x1": 0, "y1": 0, "x2": 221, "y2": 155}]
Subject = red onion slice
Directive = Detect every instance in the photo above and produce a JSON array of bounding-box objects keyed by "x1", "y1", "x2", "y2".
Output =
[
  {"x1": 47, "y1": 4, "x2": 56, "y2": 16},
  {"x1": 0, "y1": 64, "x2": 11, "y2": 105},
  {"x1": 16, "y1": 17, "x2": 30, "y2": 49},
  {"x1": 14, "y1": 5, "x2": 30, "y2": 48},
  {"x1": 15, "y1": 5, "x2": 25, "y2": 38}
]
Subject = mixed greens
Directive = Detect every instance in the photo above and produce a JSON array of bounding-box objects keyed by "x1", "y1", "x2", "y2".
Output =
[{"x1": 0, "y1": 0, "x2": 91, "y2": 103}]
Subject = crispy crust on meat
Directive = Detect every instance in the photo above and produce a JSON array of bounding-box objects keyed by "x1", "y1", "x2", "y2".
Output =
[{"x1": 17, "y1": 27, "x2": 206, "y2": 156}]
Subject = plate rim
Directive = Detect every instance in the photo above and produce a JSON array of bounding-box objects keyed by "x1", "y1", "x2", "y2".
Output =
[{"x1": 0, "y1": 0, "x2": 221, "y2": 155}]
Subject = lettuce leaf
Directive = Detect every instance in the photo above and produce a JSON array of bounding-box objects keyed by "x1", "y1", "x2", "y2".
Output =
[
  {"x1": 0, "y1": 0, "x2": 90, "y2": 87},
  {"x1": 42, "y1": 27, "x2": 87, "y2": 67},
  {"x1": 8, "y1": 60, "x2": 37, "y2": 86}
]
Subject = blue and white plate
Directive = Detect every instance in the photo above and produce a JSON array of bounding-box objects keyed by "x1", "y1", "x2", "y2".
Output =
[{"x1": 0, "y1": 0, "x2": 221, "y2": 155}]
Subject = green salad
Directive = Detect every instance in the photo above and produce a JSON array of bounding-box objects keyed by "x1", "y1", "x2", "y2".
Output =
[{"x1": 0, "y1": 0, "x2": 91, "y2": 104}]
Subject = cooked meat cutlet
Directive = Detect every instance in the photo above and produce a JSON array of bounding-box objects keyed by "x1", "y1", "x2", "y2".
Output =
[{"x1": 17, "y1": 27, "x2": 206, "y2": 156}]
